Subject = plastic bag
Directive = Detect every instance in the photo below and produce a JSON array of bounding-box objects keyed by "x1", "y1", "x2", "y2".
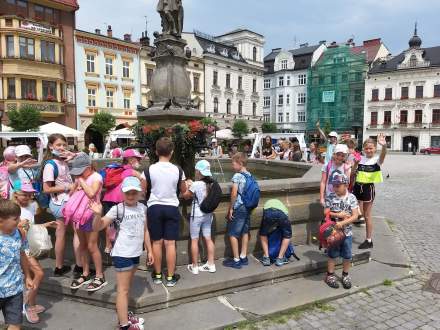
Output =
[{"x1": 27, "y1": 224, "x2": 53, "y2": 258}]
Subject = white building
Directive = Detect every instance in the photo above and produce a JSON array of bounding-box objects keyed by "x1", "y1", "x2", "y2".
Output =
[
  {"x1": 263, "y1": 44, "x2": 326, "y2": 132},
  {"x1": 184, "y1": 29, "x2": 265, "y2": 130},
  {"x1": 364, "y1": 27, "x2": 440, "y2": 151}
]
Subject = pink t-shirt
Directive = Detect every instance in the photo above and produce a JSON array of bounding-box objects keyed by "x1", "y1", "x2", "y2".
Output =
[
  {"x1": 43, "y1": 159, "x2": 73, "y2": 205},
  {"x1": 102, "y1": 165, "x2": 135, "y2": 203},
  {"x1": 83, "y1": 172, "x2": 103, "y2": 201}
]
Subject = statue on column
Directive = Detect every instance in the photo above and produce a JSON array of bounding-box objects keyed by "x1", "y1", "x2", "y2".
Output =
[{"x1": 157, "y1": 0, "x2": 184, "y2": 37}]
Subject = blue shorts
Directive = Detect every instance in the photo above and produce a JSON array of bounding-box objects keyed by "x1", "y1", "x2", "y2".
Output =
[
  {"x1": 327, "y1": 235, "x2": 352, "y2": 260},
  {"x1": 147, "y1": 205, "x2": 181, "y2": 241},
  {"x1": 112, "y1": 256, "x2": 140, "y2": 272},
  {"x1": 259, "y1": 209, "x2": 292, "y2": 239},
  {"x1": 0, "y1": 292, "x2": 23, "y2": 325},
  {"x1": 228, "y1": 205, "x2": 251, "y2": 238}
]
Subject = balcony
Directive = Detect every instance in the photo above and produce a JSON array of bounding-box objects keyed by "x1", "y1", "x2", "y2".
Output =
[
  {"x1": 5, "y1": 100, "x2": 64, "y2": 117},
  {"x1": 397, "y1": 61, "x2": 430, "y2": 70}
]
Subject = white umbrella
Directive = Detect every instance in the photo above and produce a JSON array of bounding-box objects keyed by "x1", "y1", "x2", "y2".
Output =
[
  {"x1": 1, "y1": 124, "x2": 12, "y2": 132},
  {"x1": 109, "y1": 127, "x2": 135, "y2": 141},
  {"x1": 215, "y1": 129, "x2": 234, "y2": 140},
  {"x1": 39, "y1": 122, "x2": 83, "y2": 138}
]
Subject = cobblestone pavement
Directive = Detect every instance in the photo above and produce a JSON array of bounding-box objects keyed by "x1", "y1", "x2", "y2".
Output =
[{"x1": 259, "y1": 154, "x2": 440, "y2": 330}]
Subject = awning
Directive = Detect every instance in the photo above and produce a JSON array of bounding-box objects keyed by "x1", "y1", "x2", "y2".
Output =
[{"x1": 39, "y1": 122, "x2": 83, "y2": 138}]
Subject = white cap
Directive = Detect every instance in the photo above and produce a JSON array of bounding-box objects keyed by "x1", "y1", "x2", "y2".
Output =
[
  {"x1": 333, "y1": 144, "x2": 349, "y2": 154},
  {"x1": 211, "y1": 138, "x2": 218, "y2": 143},
  {"x1": 15, "y1": 145, "x2": 32, "y2": 157},
  {"x1": 328, "y1": 131, "x2": 338, "y2": 138}
]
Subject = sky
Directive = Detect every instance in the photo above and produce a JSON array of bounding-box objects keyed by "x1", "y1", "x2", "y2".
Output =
[{"x1": 76, "y1": 0, "x2": 440, "y2": 56}]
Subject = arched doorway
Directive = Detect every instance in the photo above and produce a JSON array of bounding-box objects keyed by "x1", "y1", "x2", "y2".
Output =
[
  {"x1": 115, "y1": 123, "x2": 127, "y2": 130},
  {"x1": 84, "y1": 125, "x2": 104, "y2": 152},
  {"x1": 402, "y1": 136, "x2": 418, "y2": 152}
]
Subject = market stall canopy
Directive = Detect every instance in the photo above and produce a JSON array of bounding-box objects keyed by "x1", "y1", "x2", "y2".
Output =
[
  {"x1": 1, "y1": 124, "x2": 12, "y2": 132},
  {"x1": 215, "y1": 129, "x2": 234, "y2": 140},
  {"x1": 39, "y1": 122, "x2": 83, "y2": 138},
  {"x1": 109, "y1": 127, "x2": 135, "y2": 141}
]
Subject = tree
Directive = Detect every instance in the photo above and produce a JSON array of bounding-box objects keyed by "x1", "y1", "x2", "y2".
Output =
[
  {"x1": 232, "y1": 119, "x2": 249, "y2": 139},
  {"x1": 8, "y1": 104, "x2": 41, "y2": 131},
  {"x1": 261, "y1": 122, "x2": 278, "y2": 133},
  {"x1": 91, "y1": 112, "x2": 116, "y2": 137}
]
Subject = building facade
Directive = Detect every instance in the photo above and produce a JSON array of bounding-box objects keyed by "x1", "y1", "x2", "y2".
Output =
[
  {"x1": 364, "y1": 28, "x2": 440, "y2": 151},
  {"x1": 184, "y1": 29, "x2": 265, "y2": 130},
  {"x1": 74, "y1": 26, "x2": 140, "y2": 151},
  {"x1": 0, "y1": 0, "x2": 78, "y2": 129},
  {"x1": 263, "y1": 43, "x2": 326, "y2": 132}
]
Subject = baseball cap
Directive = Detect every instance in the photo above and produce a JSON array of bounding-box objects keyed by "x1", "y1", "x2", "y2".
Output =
[
  {"x1": 195, "y1": 160, "x2": 212, "y2": 177},
  {"x1": 328, "y1": 131, "x2": 338, "y2": 138},
  {"x1": 121, "y1": 176, "x2": 142, "y2": 193},
  {"x1": 329, "y1": 172, "x2": 349, "y2": 185},
  {"x1": 333, "y1": 144, "x2": 349, "y2": 154},
  {"x1": 15, "y1": 145, "x2": 32, "y2": 157},
  {"x1": 122, "y1": 149, "x2": 142, "y2": 159},
  {"x1": 3, "y1": 146, "x2": 16, "y2": 161},
  {"x1": 69, "y1": 152, "x2": 92, "y2": 176},
  {"x1": 211, "y1": 138, "x2": 218, "y2": 143},
  {"x1": 13, "y1": 180, "x2": 36, "y2": 193}
]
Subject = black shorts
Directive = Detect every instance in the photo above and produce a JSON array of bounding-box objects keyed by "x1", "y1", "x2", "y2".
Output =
[
  {"x1": 0, "y1": 292, "x2": 23, "y2": 325},
  {"x1": 353, "y1": 183, "x2": 375, "y2": 202},
  {"x1": 147, "y1": 205, "x2": 181, "y2": 241},
  {"x1": 259, "y1": 217, "x2": 292, "y2": 239}
]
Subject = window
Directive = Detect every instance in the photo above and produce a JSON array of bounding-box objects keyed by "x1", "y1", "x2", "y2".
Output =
[
  {"x1": 286, "y1": 76, "x2": 291, "y2": 86},
  {"x1": 385, "y1": 88, "x2": 392, "y2": 100},
  {"x1": 213, "y1": 71, "x2": 218, "y2": 86},
  {"x1": 213, "y1": 97, "x2": 219, "y2": 113},
  {"x1": 226, "y1": 99, "x2": 231, "y2": 114},
  {"x1": 264, "y1": 79, "x2": 271, "y2": 89},
  {"x1": 7, "y1": 78, "x2": 15, "y2": 99},
  {"x1": 433, "y1": 109, "x2": 440, "y2": 124},
  {"x1": 372, "y1": 88, "x2": 379, "y2": 101},
  {"x1": 87, "y1": 88, "x2": 96, "y2": 107},
  {"x1": 278, "y1": 94, "x2": 284, "y2": 106},
  {"x1": 354, "y1": 89, "x2": 362, "y2": 102},
  {"x1": 298, "y1": 112, "x2": 306, "y2": 122},
  {"x1": 281, "y1": 60, "x2": 288, "y2": 70},
  {"x1": 146, "y1": 68, "x2": 154, "y2": 86},
  {"x1": 286, "y1": 94, "x2": 290, "y2": 105},
  {"x1": 5, "y1": 19, "x2": 12, "y2": 27},
  {"x1": 106, "y1": 89, "x2": 114, "y2": 108},
  {"x1": 263, "y1": 96, "x2": 270, "y2": 107},
  {"x1": 434, "y1": 85, "x2": 440, "y2": 98},
  {"x1": 238, "y1": 100, "x2": 242, "y2": 115},
  {"x1": 19, "y1": 37, "x2": 34, "y2": 60},
  {"x1": 21, "y1": 79, "x2": 36, "y2": 99},
  {"x1": 400, "y1": 110, "x2": 408, "y2": 125},
  {"x1": 34, "y1": 4, "x2": 54, "y2": 23},
  {"x1": 416, "y1": 85, "x2": 424, "y2": 98},
  {"x1": 253, "y1": 79, "x2": 257, "y2": 93},
  {"x1": 41, "y1": 40, "x2": 55, "y2": 63},
  {"x1": 42, "y1": 80, "x2": 56, "y2": 101},
  {"x1": 371, "y1": 112, "x2": 378, "y2": 126},
  {"x1": 226, "y1": 73, "x2": 231, "y2": 88},
  {"x1": 409, "y1": 55, "x2": 417, "y2": 67},
  {"x1": 286, "y1": 112, "x2": 290, "y2": 123},
  {"x1": 122, "y1": 61, "x2": 130, "y2": 78},
  {"x1": 35, "y1": 5, "x2": 44, "y2": 20},
  {"x1": 331, "y1": 73, "x2": 336, "y2": 84},
  {"x1": 6, "y1": 36, "x2": 14, "y2": 57},
  {"x1": 415, "y1": 110, "x2": 423, "y2": 125},
  {"x1": 253, "y1": 103, "x2": 257, "y2": 117},
  {"x1": 297, "y1": 93, "x2": 306, "y2": 104},
  {"x1": 86, "y1": 54, "x2": 95, "y2": 73},
  {"x1": 263, "y1": 114, "x2": 270, "y2": 122},
  {"x1": 105, "y1": 58, "x2": 113, "y2": 75},
  {"x1": 124, "y1": 92, "x2": 131, "y2": 109},
  {"x1": 384, "y1": 111, "x2": 391, "y2": 126},
  {"x1": 401, "y1": 86, "x2": 409, "y2": 99},
  {"x1": 193, "y1": 74, "x2": 200, "y2": 92},
  {"x1": 278, "y1": 76, "x2": 284, "y2": 87},
  {"x1": 253, "y1": 47, "x2": 257, "y2": 62},
  {"x1": 298, "y1": 74, "x2": 307, "y2": 85},
  {"x1": 278, "y1": 113, "x2": 283, "y2": 123},
  {"x1": 238, "y1": 76, "x2": 242, "y2": 90}
]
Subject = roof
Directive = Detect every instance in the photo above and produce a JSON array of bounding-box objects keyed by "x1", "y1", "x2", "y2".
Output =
[
  {"x1": 369, "y1": 46, "x2": 440, "y2": 74},
  {"x1": 195, "y1": 35, "x2": 247, "y2": 63},
  {"x1": 264, "y1": 44, "x2": 320, "y2": 74},
  {"x1": 350, "y1": 39, "x2": 383, "y2": 64},
  {"x1": 49, "y1": 0, "x2": 79, "y2": 10},
  {"x1": 216, "y1": 28, "x2": 264, "y2": 39}
]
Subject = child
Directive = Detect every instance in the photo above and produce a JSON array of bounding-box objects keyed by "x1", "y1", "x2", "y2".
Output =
[
  {"x1": 324, "y1": 173, "x2": 359, "y2": 289},
  {"x1": 8, "y1": 145, "x2": 38, "y2": 188},
  {"x1": 353, "y1": 134, "x2": 387, "y2": 249},
  {"x1": 0, "y1": 147, "x2": 16, "y2": 200},
  {"x1": 91, "y1": 177, "x2": 153, "y2": 330},
  {"x1": 42, "y1": 133, "x2": 78, "y2": 277},
  {"x1": 0, "y1": 199, "x2": 34, "y2": 330},
  {"x1": 13, "y1": 181, "x2": 57, "y2": 324},
  {"x1": 182, "y1": 160, "x2": 216, "y2": 274},
  {"x1": 146, "y1": 137, "x2": 187, "y2": 287},
  {"x1": 223, "y1": 152, "x2": 251, "y2": 269},
  {"x1": 68, "y1": 153, "x2": 106, "y2": 291}
]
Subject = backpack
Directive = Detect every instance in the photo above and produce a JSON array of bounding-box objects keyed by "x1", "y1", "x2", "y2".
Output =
[
  {"x1": 144, "y1": 165, "x2": 183, "y2": 202},
  {"x1": 318, "y1": 211, "x2": 346, "y2": 249},
  {"x1": 197, "y1": 177, "x2": 222, "y2": 214},
  {"x1": 238, "y1": 172, "x2": 260, "y2": 210},
  {"x1": 268, "y1": 228, "x2": 300, "y2": 261},
  {"x1": 62, "y1": 189, "x2": 95, "y2": 229},
  {"x1": 0, "y1": 163, "x2": 11, "y2": 199},
  {"x1": 37, "y1": 160, "x2": 59, "y2": 209},
  {"x1": 99, "y1": 163, "x2": 124, "y2": 189}
]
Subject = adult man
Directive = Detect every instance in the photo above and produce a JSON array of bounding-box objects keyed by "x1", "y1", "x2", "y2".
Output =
[{"x1": 316, "y1": 121, "x2": 338, "y2": 165}]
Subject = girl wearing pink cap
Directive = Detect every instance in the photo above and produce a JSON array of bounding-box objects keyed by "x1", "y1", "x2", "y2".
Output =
[{"x1": 0, "y1": 146, "x2": 16, "y2": 200}]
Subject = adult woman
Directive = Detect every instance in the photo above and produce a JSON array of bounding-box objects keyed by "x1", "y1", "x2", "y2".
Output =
[
  {"x1": 210, "y1": 139, "x2": 223, "y2": 158},
  {"x1": 261, "y1": 136, "x2": 276, "y2": 160},
  {"x1": 88, "y1": 143, "x2": 99, "y2": 159},
  {"x1": 307, "y1": 142, "x2": 319, "y2": 163},
  {"x1": 291, "y1": 143, "x2": 303, "y2": 162}
]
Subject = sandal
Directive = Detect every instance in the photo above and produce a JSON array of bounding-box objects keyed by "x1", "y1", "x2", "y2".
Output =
[
  {"x1": 31, "y1": 305, "x2": 46, "y2": 314},
  {"x1": 70, "y1": 274, "x2": 92, "y2": 290},
  {"x1": 86, "y1": 276, "x2": 108, "y2": 292},
  {"x1": 23, "y1": 304, "x2": 39, "y2": 324}
]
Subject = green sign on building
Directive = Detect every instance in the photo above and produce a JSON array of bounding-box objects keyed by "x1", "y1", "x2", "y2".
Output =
[{"x1": 322, "y1": 91, "x2": 335, "y2": 103}]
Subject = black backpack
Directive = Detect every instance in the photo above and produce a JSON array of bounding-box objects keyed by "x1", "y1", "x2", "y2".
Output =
[
  {"x1": 144, "y1": 165, "x2": 184, "y2": 202},
  {"x1": 196, "y1": 177, "x2": 222, "y2": 214}
]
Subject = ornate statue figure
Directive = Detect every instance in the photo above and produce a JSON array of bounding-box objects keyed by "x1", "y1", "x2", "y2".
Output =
[{"x1": 157, "y1": 0, "x2": 184, "y2": 37}]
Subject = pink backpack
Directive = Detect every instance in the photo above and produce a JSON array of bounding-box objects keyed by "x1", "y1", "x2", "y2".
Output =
[{"x1": 63, "y1": 190, "x2": 95, "y2": 229}]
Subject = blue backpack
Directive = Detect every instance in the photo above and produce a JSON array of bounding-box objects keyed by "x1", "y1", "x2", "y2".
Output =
[
  {"x1": 238, "y1": 172, "x2": 260, "y2": 210},
  {"x1": 268, "y1": 228, "x2": 300, "y2": 261},
  {"x1": 36, "y1": 160, "x2": 59, "y2": 209}
]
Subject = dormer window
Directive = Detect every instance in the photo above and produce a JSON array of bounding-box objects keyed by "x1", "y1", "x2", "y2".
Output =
[
  {"x1": 232, "y1": 51, "x2": 240, "y2": 60},
  {"x1": 207, "y1": 44, "x2": 215, "y2": 54},
  {"x1": 281, "y1": 60, "x2": 288, "y2": 70},
  {"x1": 221, "y1": 48, "x2": 229, "y2": 57},
  {"x1": 409, "y1": 54, "x2": 417, "y2": 67}
]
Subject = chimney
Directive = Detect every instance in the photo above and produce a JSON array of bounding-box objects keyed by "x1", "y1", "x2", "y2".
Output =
[
  {"x1": 107, "y1": 25, "x2": 112, "y2": 37},
  {"x1": 140, "y1": 32, "x2": 150, "y2": 46},
  {"x1": 319, "y1": 40, "x2": 326, "y2": 45},
  {"x1": 123, "y1": 33, "x2": 131, "y2": 42},
  {"x1": 299, "y1": 43, "x2": 309, "y2": 48},
  {"x1": 346, "y1": 38, "x2": 354, "y2": 46},
  {"x1": 95, "y1": 29, "x2": 101, "y2": 35}
]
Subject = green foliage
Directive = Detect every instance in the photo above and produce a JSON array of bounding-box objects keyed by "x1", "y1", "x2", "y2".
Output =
[
  {"x1": 8, "y1": 104, "x2": 41, "y2": 131},
  {"x1": 383, "y1": 279, "x2": 393, "y2": 286},
  {"x1": 201, "y1": 117, "x2": 217, "y2": 127},
  {"x1": 261, "y1": 122, "x2": 278, "y2": 133},
  {"x1": 232, "y1": 119, "x2": 249, "y2": 139},
  {"x1": 91, "y1": 112, "x2": 116, "y2": 137}
]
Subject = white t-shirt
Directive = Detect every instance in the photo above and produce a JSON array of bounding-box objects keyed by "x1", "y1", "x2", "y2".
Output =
[
  {"x1": 147, "y1": 162, "x2": 186, "y2": 207},
  {"x1": 20, "y1": 202, "x2": 38, "y2": 225},
  {"x1": 105, "y1": 203, "x2": 147, "y2": 258},
  {"x1": 42, "y1": 159, "x2": 73, "y2": 205},
  {"x1": 190, "y1": 181, "x2": 208, "y2": 217}
]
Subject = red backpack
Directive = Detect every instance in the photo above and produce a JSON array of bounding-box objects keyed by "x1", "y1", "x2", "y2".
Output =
[
  {"x1": 99, "y1": 164, "x2": 124, "y2": 189},
  {"x1": 319, "y1": 211, "x2": 346, "y2": 249}
]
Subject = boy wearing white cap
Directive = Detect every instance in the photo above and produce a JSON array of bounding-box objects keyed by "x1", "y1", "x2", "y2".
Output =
[{"x1": 8, "y1": 145, "x2": 38, "y2": 188}]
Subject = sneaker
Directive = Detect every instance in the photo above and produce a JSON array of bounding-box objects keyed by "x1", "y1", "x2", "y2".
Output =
[
  {"x1": 72, "y1": 265, "x2": 83, "y2": 279},
  {"x1": 54, "y1": 265, "x2": 71, "y2": 277},
  {"x1": 151, "y1": 272, "x2": 163, "y2": 285},
  {"x1": 198, "y1": 262, "x2": 216, "y2": 273},
  {"x1": 128, "y1": 311, "x2": 145, "y2": 325},
  {"x1": 325, "y1": 274, "x2": 340, "y2": 289},
  {"x1": 23, "y1": 304, "x2": 39, "y2": 324},
  {"x1": 119, "y1": 322, "x2": 144, "y2": 330},
  {"x1": 260, "y1": 256, "x2": 271, "y2": 266},
  {"x1": 240, "y1": 256, "x2": 249, "y2": 266},
  {"x1": 342, "y1": 274, "x2": 352, "y2": 289},
  {"x1": 358, "y1": 240, "x2": 373, "y2": 249},
  {"x1": 70, "y1": 274, "x2": 92, "y2": 290},
  {"x1": 165, "y1": 274, "x2": 180, "y2": 287},
  {"x1": 275, "y1": 257, "x2": 289, "y2": 267},
  {"x1": 187, "y1": 264, "x2": 199, "y2": 275},
  {"x1": 86, "y1": 276, "x2": 108, "y2": 292},
  {"x1": 222, "y1": 258, "x2": 242, "y2": 269}
]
